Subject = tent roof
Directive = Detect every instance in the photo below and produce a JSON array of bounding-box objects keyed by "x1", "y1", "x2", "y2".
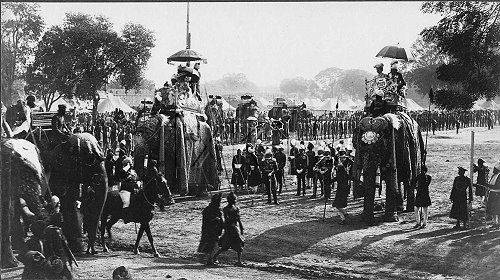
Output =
[
  {"x1": 405, "y1": 98, "x2": 425, "y2": 111},
  {"x1": 97, "y1": 93, "x2": 136, "y2": 113}
]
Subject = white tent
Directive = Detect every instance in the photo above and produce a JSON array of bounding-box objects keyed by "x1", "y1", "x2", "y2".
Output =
[
  {"x1": 97, "y1": 93, "x2": 135, "y2": 113},
  {"x1": 405, "y1": 99, "x2": 425, "y2": 111},
  {"x1": 220, "y1": 97, "x2": 236, "y2": 111},
  {"x1": 475, "y1": 99, "x2": 500, "y2": 110}
]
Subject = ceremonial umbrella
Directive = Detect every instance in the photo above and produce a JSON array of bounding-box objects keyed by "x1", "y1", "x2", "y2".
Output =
[
  {"x1": 167, "y1": 49, "x2": 207, "y2": 64},
  {"x1": 376, "y1": 45, "x2": 414, "y2": 61}
]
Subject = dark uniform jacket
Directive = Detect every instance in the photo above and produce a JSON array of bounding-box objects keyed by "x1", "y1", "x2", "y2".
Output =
[{"x1": 295, "y1": 153, "x2": 308, "y2": 176}]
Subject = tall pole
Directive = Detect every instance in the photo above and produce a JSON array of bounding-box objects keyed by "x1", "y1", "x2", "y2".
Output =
[{"x1": 186, "y1": 1, "x2": 191, "y2": 50}]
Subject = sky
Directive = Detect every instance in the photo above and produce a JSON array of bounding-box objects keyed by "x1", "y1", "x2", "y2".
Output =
[{"x1": 35, "y1": 1, "x2": 442, "y2": 88}]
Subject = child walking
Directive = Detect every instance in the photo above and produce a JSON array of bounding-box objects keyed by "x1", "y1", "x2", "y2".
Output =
[{"x1": 414, "y1": 165, "x2": 432, "y2": 229}]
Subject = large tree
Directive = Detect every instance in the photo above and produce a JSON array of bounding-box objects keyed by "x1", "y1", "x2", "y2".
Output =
[
  {"x1": 1, "y1": 2, "x2": 44, "y2": 106},
  {"x1": 421, "y1": 1, "x2": 500, "y2": 110},
  {"x1": 25, "y1": 13, "x2": 155, "y2": 114},
  {"x1": 403, "y1": 36, "x2": 449, "y2": 96},
  {"x1": 279, "y1": 77, "x2": 320, "y2": 98}
]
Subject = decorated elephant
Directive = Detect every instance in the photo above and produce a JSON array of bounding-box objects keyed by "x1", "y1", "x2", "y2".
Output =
[
  {"x1": 1, "y1": 138, "x2": 49, "y2": 268},
  {"x1": 352, "y1": 111, "x2": 424, "y2": 224},
  {"x1": 35, "y1": 132, "x2": 108, "y2": 254},
  {"x1": 134, "y1": 112, "x2": 220, "y2": 196}
]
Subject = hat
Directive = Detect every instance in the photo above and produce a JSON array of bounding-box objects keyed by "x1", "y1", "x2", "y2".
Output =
[
  {"x1": 374, "y1": 63, "x2": 383, "y2": 69},
  {"x1": 256, "y1": 139, "x2": 262, "y2": 145},
  {"x1": 210, "y1": 193, "x2": 222, "y2": 205},
  {"x1": 458, "y1": 166, "x2": 467, "y2": 172},
  {"x1": 122, "y1": 157, "x2": 133, "y2": 168},
  {"x1": 112, "y1": 266, "x2": 133, "y2": 280},
  {"x1": 227, "y1": 192, "x2": 237, "y2": 203},
  {"x1": 27, "y1": 95, "x2": 36, "y2": 102}
]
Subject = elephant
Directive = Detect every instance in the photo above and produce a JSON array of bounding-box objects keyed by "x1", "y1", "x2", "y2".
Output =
[
  {"x1": 1, "y1": 138, "x2": 49, "y2": 268},
  {"x1": 134, "y1": 112, "x2": 220, "y2": 196},
  {"x1": 352, "y1": 112, "x2": 424, "y2": 224},
  {"x1": 34, "y1": 131, "x2": 108, "y2": 255}
]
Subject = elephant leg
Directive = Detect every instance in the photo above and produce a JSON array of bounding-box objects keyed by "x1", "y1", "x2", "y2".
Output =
[
  {"x1": 61, "y1": 186, "x2": 84, "y2": 254},
  {"x1": 100, "y1": 216, "x2": 109, "y2": 252},
  {"x1": 363, "y1": 183, "x2": 377, "y2": 223},
  {"x1": 403, "y1": 180, "x2": 415, "y2": 212},
  {"x1": 144, "y1": 223, "x2": 160, "y2": 257},
  {"x1": 1, "y1": 193, "x2": 18, "y2": 268}
]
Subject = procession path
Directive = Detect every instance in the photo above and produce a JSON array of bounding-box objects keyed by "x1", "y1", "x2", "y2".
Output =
[{"x1": 2, "y1": 127, "x2": 499, "y2": 280}]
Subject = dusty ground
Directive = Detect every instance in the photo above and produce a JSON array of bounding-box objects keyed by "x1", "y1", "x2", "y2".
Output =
[{"x1": 3, "y1": 126, "x2": 500, "y2": 280}]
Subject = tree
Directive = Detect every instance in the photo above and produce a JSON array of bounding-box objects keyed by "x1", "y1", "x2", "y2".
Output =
[
  {"x1": 1, "y1": 2, "x2": 44, "y2": 106},
  {"x1": 403, "y1": 36, "x2": 449, "y2": 96},
  {"x1": 279, "y1": 77, "x2": 320, "y2": 98},
  {"x1": 25, "y1": 13, "x2": 155, "y2": 115},
  {"x1": 420, "y1": 1, "x2": 500, "y2": 109}
]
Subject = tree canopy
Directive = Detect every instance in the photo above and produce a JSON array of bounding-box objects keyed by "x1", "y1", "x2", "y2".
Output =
[
  {"x1": 420, "y1": 1, "x2": 500, "y2": 110},
  {"x1": 1, "y1": 2, "x2": 44, "y2": 106},
  {"x1": 25, "y1": 13, "x2": 155, "y2": 112}
]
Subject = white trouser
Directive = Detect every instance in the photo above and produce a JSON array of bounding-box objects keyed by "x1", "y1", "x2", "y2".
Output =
[
  {"x1": 119, "y1": 190, "x2": 131, "y2": 208},
  {"x1": 414, "y1": 206, "x2": 428, "y2": 225}
]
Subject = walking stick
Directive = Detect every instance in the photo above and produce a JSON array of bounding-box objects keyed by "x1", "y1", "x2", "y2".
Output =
[{"x1": 323, "y1": 192, "x2": 328, "y2": 221}]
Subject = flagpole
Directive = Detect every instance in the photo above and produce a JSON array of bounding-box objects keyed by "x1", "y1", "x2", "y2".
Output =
[{"x1": 424, "y1": 88, "x2": 433, "y2": 164}]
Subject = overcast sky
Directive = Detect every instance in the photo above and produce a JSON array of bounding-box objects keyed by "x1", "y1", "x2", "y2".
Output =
[{"x1": 36, "y1": 1, "x2": 441, "y2": 88}]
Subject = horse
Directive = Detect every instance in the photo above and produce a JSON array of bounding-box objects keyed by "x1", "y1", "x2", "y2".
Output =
[{"x1": 99, "y1": 160, "x2": 169, "y2": 257}]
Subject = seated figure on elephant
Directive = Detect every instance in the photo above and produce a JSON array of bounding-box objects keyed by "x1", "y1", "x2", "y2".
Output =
[{"x1": 365, "y1": 61, "x2": 407, "y2": 117}]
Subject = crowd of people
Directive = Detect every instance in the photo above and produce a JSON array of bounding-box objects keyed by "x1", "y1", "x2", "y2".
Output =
[{"x1": 206, "y1": 108, "x2": 498, "y2": 146}]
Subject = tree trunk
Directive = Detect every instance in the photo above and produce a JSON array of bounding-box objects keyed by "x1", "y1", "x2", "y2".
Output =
[{"x1": 92, "y1": 93, "x2": 99, "y2": 124}]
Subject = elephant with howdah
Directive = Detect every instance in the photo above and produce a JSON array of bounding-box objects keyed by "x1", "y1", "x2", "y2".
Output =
[
  {"x1": 1, "y1": 138, "x2": 49, "y2": 268},
  {"x1": 134, "y1": 112, "x2": 220, "y2": 196},
  {"x1": 352, "y1": 112, "x2": 425, "y2": 223},
  {"x1": 35, "y1": 132, "x2": 108, "y2": 255}
]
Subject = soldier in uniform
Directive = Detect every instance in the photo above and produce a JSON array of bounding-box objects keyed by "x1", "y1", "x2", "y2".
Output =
[
  {"x1": 274, "y1": 145, "x2": 287, "y2": 194},
  {"x1": 295, "y1": 145, "x2": 308, "y2": 196},
  {"x1": 306, "y1": 143, "x2": 317, "y2": 190},
  {"x1": 311, "y1": 148, "x2": 324, "y2": 198},
  {"x1": 260, "y1": 149, "x2": 279, "y2": 204},
  {"x1": 231, "y1": 149, "x2": 247, "y2": 193},
  {"x1": 119, "y1": 157, "x2": 140, "y2": 223},
  {"x1": 245, "y1": 144, "x2": 261, "y2": 190},
  {"x1": 316, "y1": 149, "x2": 334, "y2": 199}
]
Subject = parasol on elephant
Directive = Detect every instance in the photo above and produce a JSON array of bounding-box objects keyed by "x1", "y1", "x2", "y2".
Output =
[
  {"x1": 376, "y1": 45, "x2": 415, "y2": 61},
  {"x1": 167, "y1": 49, "x2": 207, "y2": 64}
]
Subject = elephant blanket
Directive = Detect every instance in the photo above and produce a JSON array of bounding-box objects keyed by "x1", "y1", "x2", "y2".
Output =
[{"x1": 135, "y1": 113, "x2": 220, "y2": 195}]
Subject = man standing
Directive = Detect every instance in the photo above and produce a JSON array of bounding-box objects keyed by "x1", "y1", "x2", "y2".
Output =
[
  {"x1": 450, "y1": 167, "x2": 473, "y2": 230},
  {"x1": 274, "y1": 145, "x2": 287, "y2": 194},
  {"x1": 473, "y1": 158, "x2": 489, "y2": 201},
  {"x1": 260, "y1": 149, "x2": 279, "y2": 204},
  {"x1": 295, "y1": 146, "x2": 308, "y2": 196}
]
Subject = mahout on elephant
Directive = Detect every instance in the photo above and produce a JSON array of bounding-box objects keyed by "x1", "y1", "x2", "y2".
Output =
[
  {"x1": 352, "y1": 111, "x2": 424, "y2": 224},
  {"x1": 1, "y1": 138, "x2": 49, "y2": 268},
  {"x1": 32, "y1": 130, "x2": 108, "y2": 255}
]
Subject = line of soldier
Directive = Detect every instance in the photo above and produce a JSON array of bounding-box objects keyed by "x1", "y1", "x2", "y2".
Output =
[{"x1": 230, "y1": 139, "x2": 354, "y2": 209}]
